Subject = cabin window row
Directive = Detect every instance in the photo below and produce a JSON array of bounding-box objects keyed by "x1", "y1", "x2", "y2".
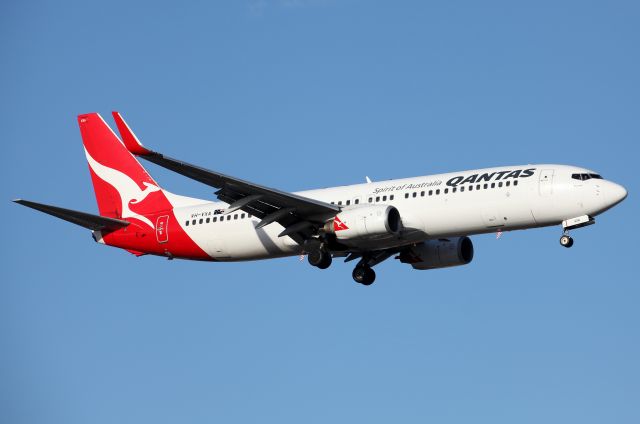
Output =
[
  {"x1": 185, "y1": 213, "x2": 251, "y2": 226},
  {"x1": 330, "y1": 195, "x2": 397, "y2": 206},
  {"x1": 330, "y1": 198, "x2": 363, "y2": 206},
  {"x1": 403, "y1": 180, "x2": 519, "y2": 199}
]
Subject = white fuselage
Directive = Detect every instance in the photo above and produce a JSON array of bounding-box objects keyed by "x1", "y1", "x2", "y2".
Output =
[{"x1": 171, "y1": 164, "x2": 626, "y2": 261}]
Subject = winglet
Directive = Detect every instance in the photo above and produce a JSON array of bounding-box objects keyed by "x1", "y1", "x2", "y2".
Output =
[{"x1": 112, "y1": 111, "x2": 153, "y2": 155}]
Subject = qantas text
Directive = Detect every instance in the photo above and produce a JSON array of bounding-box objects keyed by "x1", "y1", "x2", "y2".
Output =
[{"x1": 446, "y1": 168, "x2": 536, "y2": 187}]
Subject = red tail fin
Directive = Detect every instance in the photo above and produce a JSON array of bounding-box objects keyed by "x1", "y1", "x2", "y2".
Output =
[{"x1": 78, "y1": 113, "x2": 173, "y2": 228}]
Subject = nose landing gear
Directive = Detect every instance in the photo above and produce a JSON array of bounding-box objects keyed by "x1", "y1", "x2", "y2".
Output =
[
  {"x1": 559, "y1": 233, "x2": 574, "y2": 248},
  {"x1": 559, "y1": 215, "x2": 594, "y2": 248}
]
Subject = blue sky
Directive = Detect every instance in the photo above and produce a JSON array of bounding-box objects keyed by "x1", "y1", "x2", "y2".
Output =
[{"x1": 1, "y1": 1, "x2": 639, "y2": 423}]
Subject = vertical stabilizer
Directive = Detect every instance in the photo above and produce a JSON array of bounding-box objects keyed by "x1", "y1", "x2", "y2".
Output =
[{"x1": 78, "y1": 113, "x2": 173, "y2": 229}]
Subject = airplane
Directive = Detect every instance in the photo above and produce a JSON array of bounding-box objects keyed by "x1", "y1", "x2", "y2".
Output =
[{"x1": 14, "y1": 112, "x2": 628, "y2": 285}]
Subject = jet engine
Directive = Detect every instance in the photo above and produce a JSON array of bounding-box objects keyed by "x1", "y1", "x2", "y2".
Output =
[
  {"x1": 399, "y1": 237, "x2": 474, "y2": 270},
  {"x1": 324, "y1": 205, "x2": 402, "y2": 242}
]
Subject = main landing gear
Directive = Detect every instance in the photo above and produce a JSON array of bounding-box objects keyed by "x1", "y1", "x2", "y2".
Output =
[
  {"x1": 352, "y1": 265, "x2": 376, "y2": 285},
  {"x1": 308, "y1": 248, "x2": 376, "y2": 285},
  {"x1": 307, "y1": 246, "x2": 332, "y2": 269},
  {"x1": 306, "y1": 242, "x2": 387, "y2": 286}
]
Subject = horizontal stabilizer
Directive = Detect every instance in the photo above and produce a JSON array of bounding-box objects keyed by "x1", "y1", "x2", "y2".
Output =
[{"x1": 13, "y1": 199, "x2": 130, "y2": 231}]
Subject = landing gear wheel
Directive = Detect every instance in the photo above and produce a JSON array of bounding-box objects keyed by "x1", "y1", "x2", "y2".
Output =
[
  {"x1": 560, "y1": 235, "x2": 574, "y2": 248},
  {"x1": 316, "y1": 253, "x2": 332, "y2": 269},
  {"x1": 308, "y1": 248, "x2": 332, "y2": 269},
  {"x1": 352, "y1": 265, "x2": 376, "y2": 285}
]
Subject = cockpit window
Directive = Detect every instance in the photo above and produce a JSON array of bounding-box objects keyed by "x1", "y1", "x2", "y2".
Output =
[{"x1": 572, "y1": 173, "x2": 603, "y2": 181}]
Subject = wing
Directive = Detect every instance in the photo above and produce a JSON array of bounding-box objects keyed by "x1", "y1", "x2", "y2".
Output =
[{"x1": 112, "y1": 112, "x2": 339, "y2": 244}]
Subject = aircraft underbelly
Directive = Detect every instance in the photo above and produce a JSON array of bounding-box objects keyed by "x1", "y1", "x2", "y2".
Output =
[{"x1": 211, "y1": 221, "x2": 300, "y2": 260}]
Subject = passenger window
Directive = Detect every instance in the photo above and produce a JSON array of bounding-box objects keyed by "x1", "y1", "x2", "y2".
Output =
[
  {"x1": 376, "y1": 196, "x2": 380, "y2": 202},
  {"x1": 405, "y1": 193, "x2": 409, "y2": 199},
  {"x1": 491, "y1": 183, "x2": 496, "y2": 188},
  {"x1": 505, "y1": 181, "x2": 510, "y2": 187},
  {"x1": 484, "y1": 183, "x2": 488, "y2": 189},
  {"x1": 498, "y1": 182, "x2": 503, "y2": 188},
  {"x1": 234, "y1": 214, "x2": 238, "y2": 220},
  {"x1": 469, "y1": 186, "x2": 473, "y2": 191},
  {"x1": 368, "y1": 197, "x2": 373, "y2": 203},
  {"x1": 390, "y1": 195, "x2": 394, "y2": 200},
  {"x1": 429, "y1": 190, "x2": 433, "y2": 196},
  {"x1": 420, "y1": 191, "x2": 425, "y2": 197},
  {"x1": 192, "y1": 219, "x2": 196, "y2": 225},
  {"x1": 460, "y1": 187, "x2": 465, "y2": 192},
  {"x1": 227, "y1": 215, "x2": 231, "y2": 221},
  {"x1": 213, "y1": 217, "x2": 217, "y2": 222},
  {"x1": 355, "y1": 199, "x2": 360, "y2": 204},
  {"x1": 514, "y1": 181, "x2": 518, "y2": 186},
  {"x1": 338, "y1": 201, "x2": 342, "y2": 205},
  {"x1": 346, "y1": 200, "x2": 351, "y2": 206},
  {"x1": 452, "y1": 187, "x2": 457, "y2": 193},
  {"x1": 383, "y1": 195, "x2": 387, "y2": 201},
  {"x1": 241, "y1": 213, "x2": 245, "y2": 219},
  {"x1": 476, "y1": 184, "x2": 481, "y2": 190},
  {"x1": 411, "y1": 192, "x2": 415, "y2": 198},
  {"x1": 206, "y1": 218, "x2": 210, "y2": 223},
  {"x1": 445, "y1": 188, "x2": 449, "y2": 194},
  {"x1": 185, "y1": 221, "x2": 189, "y2": 226}
]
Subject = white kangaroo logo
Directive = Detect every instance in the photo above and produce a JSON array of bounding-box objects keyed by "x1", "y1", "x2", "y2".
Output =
[{"x1": 84, "y1": 148, "x2": 160, "y2": 229}]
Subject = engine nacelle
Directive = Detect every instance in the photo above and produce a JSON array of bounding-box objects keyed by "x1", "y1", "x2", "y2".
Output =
[
  {"x1": 399, "y1": 237, "x2": 474, "y2": 270},
  {"x1": 325, "y1": 205, "x2": 402, "y2": 242}
]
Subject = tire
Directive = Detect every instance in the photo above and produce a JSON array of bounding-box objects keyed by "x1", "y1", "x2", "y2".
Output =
[
  {"x1": 352, "y1": 266, "x2": 367, "y2": 284},
  {"x1": 361, "y1": 268, "x2": 376, "y2": 285},
  {"x1": 308, "y1": 249, "x2": 325, "y2": 267},
  {"x1": 560, "y1": 235, "x2": 573, "y2": 248},
  {"x1": 316, "y1": 253, "x2": 332, "y2": 269},
  {"x1": 352, "y1": 265, "x2": 376, "y2": 285}
]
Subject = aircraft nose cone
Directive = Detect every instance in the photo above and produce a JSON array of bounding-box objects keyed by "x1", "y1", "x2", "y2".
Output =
[{"x1": 608, "y1": 182, "x2": 628, "y2": 206}]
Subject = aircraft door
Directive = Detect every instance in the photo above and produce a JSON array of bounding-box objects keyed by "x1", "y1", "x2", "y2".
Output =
[{"x1": 539, "y1": 169, "x2": 554, "y2": 196}]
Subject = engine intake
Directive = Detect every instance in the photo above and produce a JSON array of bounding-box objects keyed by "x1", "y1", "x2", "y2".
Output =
[{"x1": 399, "y1": 237, "x2": 474, "y2": 270}]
